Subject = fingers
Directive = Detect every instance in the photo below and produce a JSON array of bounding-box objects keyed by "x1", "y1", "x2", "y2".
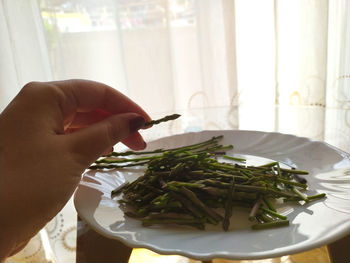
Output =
[
  {"x1": 16, "y1": 80, "x2": 152, "y2": 166},
  {"x1": 121, "y1": 132, "x2": 147, "y2": 151},
  {"x1": 67, "y1": 109, "x2": 112, "y2": 129},
  {"x1": 66, "y1": 112, "x2": 146, "y2": 166},
  {"x1": 53, "y1": 79, "x2": 151, "y2": 122},
  {"x1": 103, "y1": 147, "x2": 114, "y2": 156}
]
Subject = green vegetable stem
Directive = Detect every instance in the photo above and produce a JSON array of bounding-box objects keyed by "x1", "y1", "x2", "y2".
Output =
[{"x1": 91, "y1": 135, "x2": 326, "y2": 231}]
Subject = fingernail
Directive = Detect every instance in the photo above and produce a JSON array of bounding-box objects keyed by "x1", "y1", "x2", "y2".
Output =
[{"x1": 129, "y1": 116, "x2": 146, "y2": 133}]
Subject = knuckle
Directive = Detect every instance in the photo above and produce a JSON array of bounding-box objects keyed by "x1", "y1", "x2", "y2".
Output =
[
  {"x1": 23, "y1": 81, "x2": 39, "y2": 89},
  {"x1": 20, "y1": 81, "x2": 66, "y2": 103},
  {"x1": 20, "y1": 81, "x2": 40, "y2": 94}
]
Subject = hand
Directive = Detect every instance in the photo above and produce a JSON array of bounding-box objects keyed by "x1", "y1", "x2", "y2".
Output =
[{"x1": 0, "y1": 79, "x2": 151, "y2": 260}]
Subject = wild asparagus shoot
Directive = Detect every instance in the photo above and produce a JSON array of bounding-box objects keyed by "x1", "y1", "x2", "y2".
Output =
[
  {"x1": 144, "y1": 113, "x2": 181, "y2": 127},
  {"x1": 91, "y1": 135, "x2": 326, "y2": 231}
]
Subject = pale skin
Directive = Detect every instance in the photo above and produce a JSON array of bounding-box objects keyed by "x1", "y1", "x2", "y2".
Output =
[{"x1": 0, "y1": 79, "x2": 151, "y2": 261}]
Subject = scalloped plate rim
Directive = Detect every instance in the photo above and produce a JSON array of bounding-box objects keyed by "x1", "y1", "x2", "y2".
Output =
[{"x1": 74, "y1": 130, "x2": 350, "y2": 260}]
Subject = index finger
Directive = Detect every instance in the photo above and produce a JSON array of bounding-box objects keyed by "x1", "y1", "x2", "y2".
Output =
[{"x1": 53, "y1": 79, "x2": 151, "y2": 122}]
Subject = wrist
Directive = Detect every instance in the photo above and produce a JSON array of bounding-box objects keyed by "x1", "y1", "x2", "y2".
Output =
[
  {"x1": 0, "y1": 230, "x2": 29, "y2": 262},
  {"x1": 0, "y1": 235, "x2": 15, "y2": 262}
]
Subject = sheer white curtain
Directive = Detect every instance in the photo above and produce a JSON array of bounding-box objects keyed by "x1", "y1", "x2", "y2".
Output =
[
  {"x1": 0, "y1": 0, "x2": 51, "y2": 106},
  {"x1": 1, "y1": 0, "x2": 349, "y2": 262}
]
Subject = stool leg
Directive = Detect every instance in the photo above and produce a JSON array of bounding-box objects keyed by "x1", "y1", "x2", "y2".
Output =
[
  {"x1": 327, "y1": 234, "x2": 350, "y2": 263},
  {"x1": 76, "y1": 217, "x2": 132, "y2": 263}
]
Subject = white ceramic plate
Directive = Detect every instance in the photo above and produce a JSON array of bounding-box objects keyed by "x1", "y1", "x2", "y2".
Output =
[{"x1": 74, "y1": 130, "x2": 350, "y2": 260}]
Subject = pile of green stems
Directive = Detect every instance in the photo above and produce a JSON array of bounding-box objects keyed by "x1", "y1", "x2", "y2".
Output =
[{"x1": 90, "y1": 135, "x2": 326, "y2": 231}]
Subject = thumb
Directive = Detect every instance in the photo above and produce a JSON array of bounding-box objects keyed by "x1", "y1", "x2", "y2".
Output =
[{"x1": 65, "y1": 112, "x2": 146, "y2": 166}]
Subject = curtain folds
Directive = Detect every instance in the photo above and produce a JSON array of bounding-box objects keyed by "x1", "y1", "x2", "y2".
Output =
[
  {"x1": 0, "y1": 0, "x2": 51, "y2": 108},
  {"x1": 1, "y1": 0, "x2": 349, "y2": 262}
]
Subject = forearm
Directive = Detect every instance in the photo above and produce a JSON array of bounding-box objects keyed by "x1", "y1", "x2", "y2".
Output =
[
  {"x1": 0, "y1": 229, "x2": 28, "y2": 262},
  {"x1": 0, "y1": 239, "x2": 11, "y2": 263}
]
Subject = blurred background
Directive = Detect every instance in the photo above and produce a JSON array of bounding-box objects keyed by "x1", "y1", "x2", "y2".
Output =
[
  {"x1": 1, "y1": 0, "x2": 349, "y2": 262},
  {"x1": 1, "y1": 0, "x2": 350, "y2": 149}
]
